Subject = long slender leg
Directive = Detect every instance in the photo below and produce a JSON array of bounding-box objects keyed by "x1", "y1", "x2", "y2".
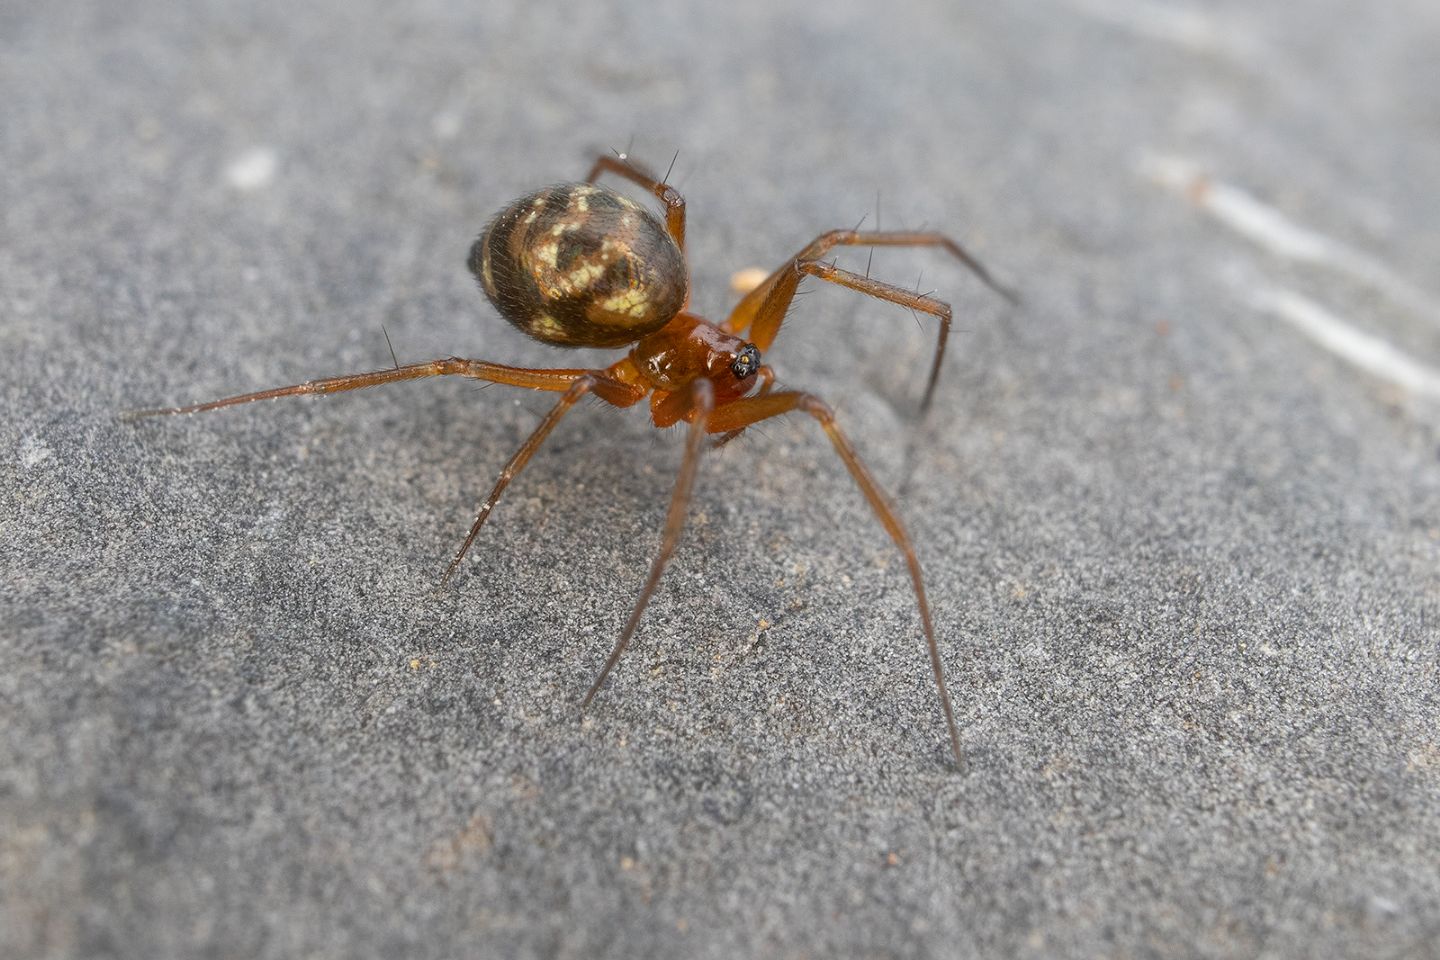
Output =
[
  {"x1": 442, "y1": 372, "x2": 646, "y2": 583},
  {"x1": 727, "y1": 229, "x2": 1017, "y2": 335},
  {"x1": 582, "y1": 379, "x2": 716, "y2": 708},
  {"x1": 707, "y1": 390, "x2": 963, "y2": 766},
  {"x1": 123, "y1": 358, "x2": 594, "y2": 419},
  {"x1": 584, "y1": 154, "x2": 686, "y2": 252},
  {"x1": 724, "y1": 230, "x2": 1017, "y2": 411}
]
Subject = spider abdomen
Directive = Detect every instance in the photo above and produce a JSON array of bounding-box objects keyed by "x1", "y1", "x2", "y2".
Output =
[{"x1": 470, "y1": 183, "x2": 688, "y2": 348}]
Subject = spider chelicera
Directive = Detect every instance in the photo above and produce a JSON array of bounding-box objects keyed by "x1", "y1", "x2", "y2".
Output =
[{"x1": 129, "y1": 153, "x2": 1016, "y2": 765}]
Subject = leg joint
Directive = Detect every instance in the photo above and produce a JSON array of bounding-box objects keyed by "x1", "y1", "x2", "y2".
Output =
[
  {"x1": 799, "y1": 394, "x2": 833, "y2": 423},
  {"x1": 803, "y1": 229, "x2": 856, "y2": 257}
]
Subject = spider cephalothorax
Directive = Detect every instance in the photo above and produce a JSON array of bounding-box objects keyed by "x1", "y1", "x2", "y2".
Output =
[{"x1": 129, "y1": 152, "x2": 1016, "y2": 766}]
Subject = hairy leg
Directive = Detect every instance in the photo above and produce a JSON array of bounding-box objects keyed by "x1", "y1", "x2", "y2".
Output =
[
  {"x1": 585, "y1": 154, "x2": 687, "y2": 253},
  {"x1": 443, "y1": 372, "x2": 647, "y2": 583},
  {"x1": 124, "y1": 358, "x2": 592, "y2": 419},
  {"x1": 582, "y1": 379, "x2": 716, "y2": 708},
  {"x1": 707, "y1": 389, "x2": 964, "y2": 766},
  {"x1": 724, "y1": 230, "x2": 1016, "y2": 411}
]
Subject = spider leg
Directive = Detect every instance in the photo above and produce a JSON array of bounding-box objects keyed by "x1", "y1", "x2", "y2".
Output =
[
  {"x1": 584, "y1": 154, "x2": 687, "y2": 253},
  {"x1": 706, "y1": 389, "x2": 963, "y2": 766},
  {"x1": 582, "y1": 379, "x2": 715, "y2": 708},
  {"x1": 123, "y1": 358, "x2": 593, "y2": 419},
  {"x1": 443, "y1": 372, "x2": 646, "y2": 583},
  {"x1": 710, "y1": 363, "x2": 777, "y2": 449},
  {"x1": 723, "y1": 230, "x2": 1016, "y2": 411}
]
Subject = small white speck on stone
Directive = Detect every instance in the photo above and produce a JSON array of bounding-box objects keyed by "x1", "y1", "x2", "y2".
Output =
[
  {"x1": 20, "y1": 434, "x2": 51, "y2": 469},
  {"x1": 1365, "y1": 894, "x2": 1402, "y2": 921},
  {"x1": 225, "y1": 146, "x2": 278, "y2": 191}
]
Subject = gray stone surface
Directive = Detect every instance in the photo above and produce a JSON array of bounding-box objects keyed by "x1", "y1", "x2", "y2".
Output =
[{"x1": 4, "y1": 1, "x2": 1439, "y2": 957}]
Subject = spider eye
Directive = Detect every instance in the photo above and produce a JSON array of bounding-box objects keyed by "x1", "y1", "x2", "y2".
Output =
[{"x1": 730, "y1": 344, "x2": 760, "y2": 379}]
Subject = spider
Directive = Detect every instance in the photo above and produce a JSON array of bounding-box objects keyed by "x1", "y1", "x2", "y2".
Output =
[{"x1": 129, "y1": 153, "x2": 1016, "y2": 765}]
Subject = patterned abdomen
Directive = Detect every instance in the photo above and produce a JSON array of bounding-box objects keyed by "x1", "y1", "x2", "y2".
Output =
[{"x1": 469, "y1": 183, "x2": 688, "y2": 348}]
